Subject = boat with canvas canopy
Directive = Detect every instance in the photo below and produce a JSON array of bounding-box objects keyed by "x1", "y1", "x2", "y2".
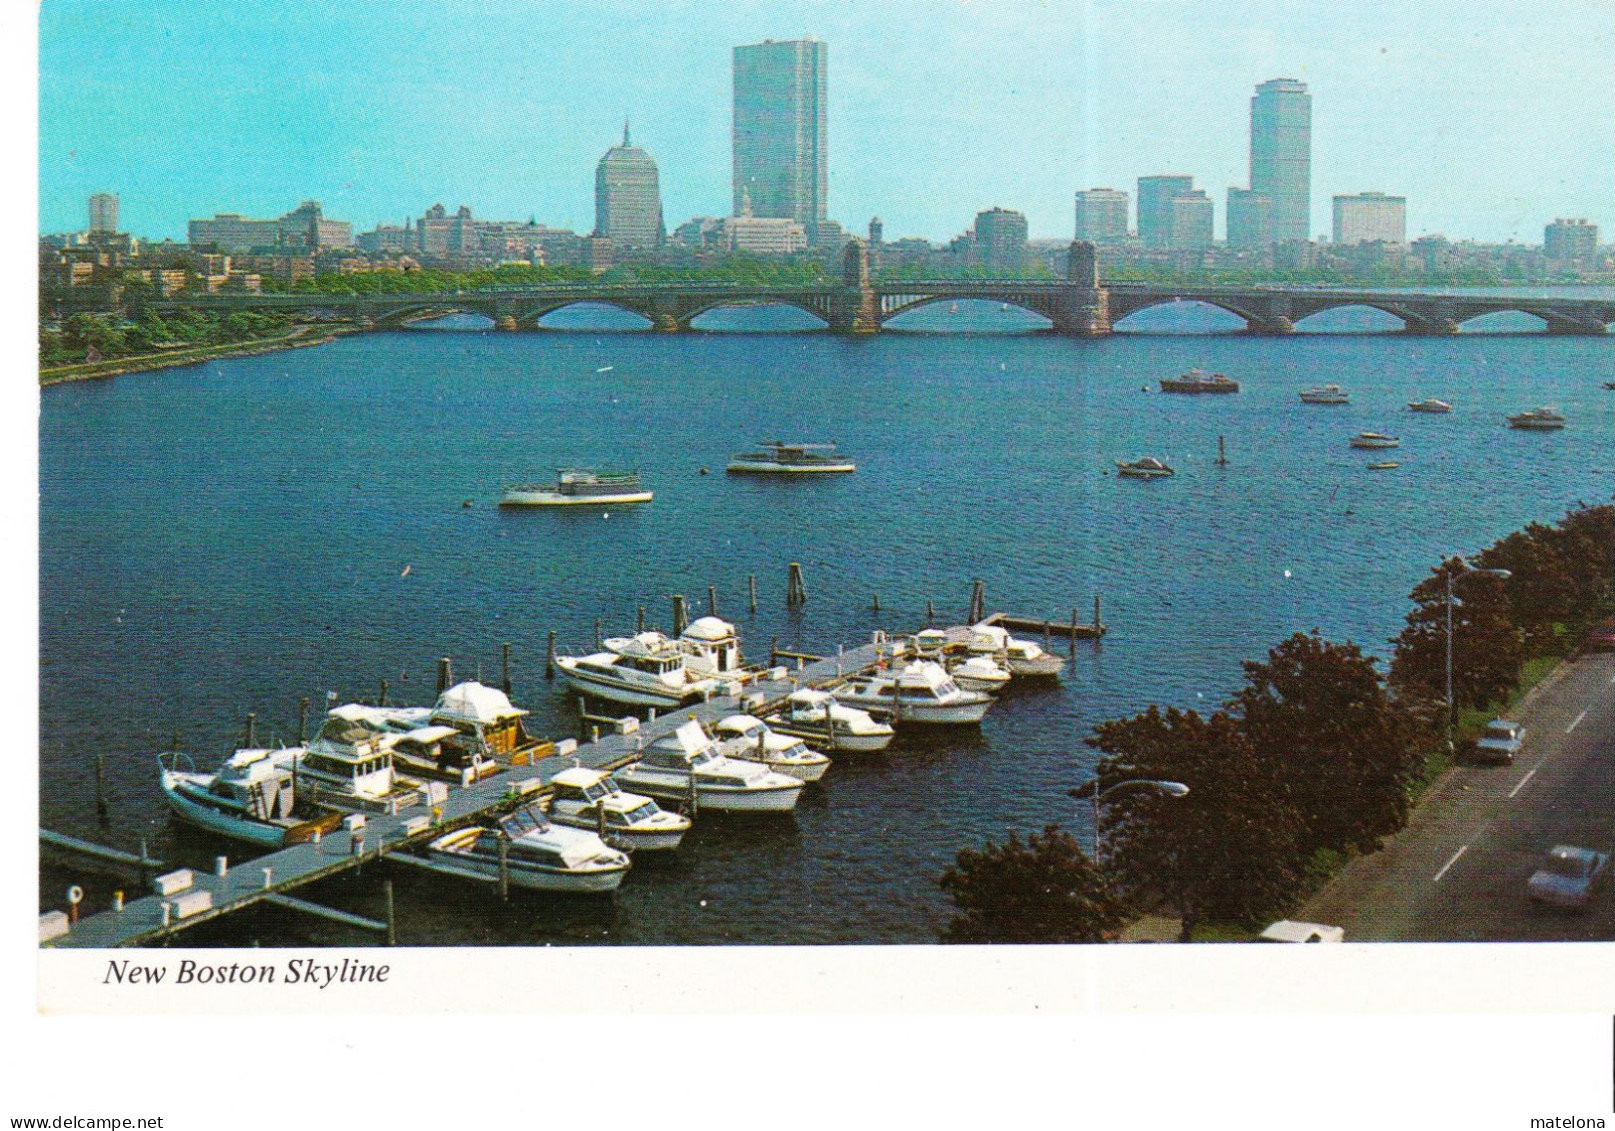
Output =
[
  {"x1": 500, "y1": 469, "x2": 652, "y2": 506},
  {"x1": 422, "y1": 805, "x2": 630, "y2": 893},
  {"x1": 726, "y1": 441, "x2": 856, "y2": 474}
]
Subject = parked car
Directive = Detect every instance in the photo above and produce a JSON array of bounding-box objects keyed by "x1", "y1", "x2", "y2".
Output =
[
  {"x1": 1472, "y1": 719, "x2": 1525, "y2": 765},
  {"x1": 1256, "y1": 920, "x2": 1345, "y2": 943},
  {"x1": 1583, "y1": 619, "x2": 1615, "y2": 653},
  {"x1": 1527, "y1": 845, "x2": 1610, "y2": 910}
]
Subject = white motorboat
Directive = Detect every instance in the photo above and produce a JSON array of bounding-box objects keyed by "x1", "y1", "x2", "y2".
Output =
[
  {"x1": 616, "y1": 720, "x2": 805, "y2": 812},
  {"x1": 678, "y1": 616, "x2": 748, "y2": 679},
  {"x1": 1160, "y1": 368, "x2": 1239, "y2": 393},
  {"x1": 1408, "y1": 398, "x2": 1452, "y2": 413},
  {"x1": 726, "y1": 441, "x2": 856, "y2": 474},
  {"x1": 834, "y1": 661, "x2": 994, "y2": 725},
  {"x1": 762, "y1": 688, "x2": 895, "y2": 753},
  {"x1": 948, "y1": 654, "x2": 1013, "y2": 694},
  {"x1": 710, "y1": 714, "x2": 832, "y2": 782},
  {"x1": 157, "y1": 746, "x2": 341, "y2": 848},
  {"x1": 1507, "y1": 407, "x2": 1566, "y2": 430},
  {"x1": 1349, "y1": 432, "x2": 1400, "y2": 449},
  {"x1": 500, "y1": 469, "x2": 652, "y2": 507},
  {"x1": 293, "y1": 715, "x2": 426, "y2": 814},
  {"x1": 546, "y1": 767, "x2": 691, "y2": 852},
  {"x1": 327, "y1": 680, "x2": 548, "y2": 783},
  {"x1": 1299, "y1": 385, "x2": 1350, "y2": 404},
  {"x1": 1115, "y1": 457, "x2": 1174, "y2": 479},
  {"x1": 556, "y1": 632, "x2": 717, "y2": 708},
  {"x1": 966, "y1": 622, "x2": 1066, "y2": 677},
  {"x1": 911, "y1": 628, "x2": 952, "y2": 660},
  {"x1": 423, "y1": 805, "x2": 630, "y2": 893}
]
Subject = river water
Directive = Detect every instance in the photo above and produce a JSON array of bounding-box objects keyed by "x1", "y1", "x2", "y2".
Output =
[{"x1": 38, "y1": 299, "x2": 1614, "y2": 944}]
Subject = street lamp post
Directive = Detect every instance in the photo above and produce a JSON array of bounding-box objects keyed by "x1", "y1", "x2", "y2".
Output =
[
  {"x1": 1443, "y1": 557, "x2": 1512, "y2": 755},
  {"x1": 1074, "y1": 777, "x2": 1190, "y2": 870}
]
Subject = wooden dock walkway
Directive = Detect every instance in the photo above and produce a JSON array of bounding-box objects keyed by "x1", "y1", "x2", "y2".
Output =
[{"x1": 44, "y1": 634, "x2": 902, "y2": 948}]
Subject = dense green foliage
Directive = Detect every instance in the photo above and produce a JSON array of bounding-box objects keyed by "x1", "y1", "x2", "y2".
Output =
[
  {"x1": 292, "y1": 257, "x2": 831, "y2": 296},
  {"x1": 1389, "y1": 561, "x2": 1522, "y2": 712},
  {"x1": 939, "y1": 825, "x2": 1123, "y2": 944},
  {"x1": 40, "y1": 308, "x2": 294, "y2": 367}
]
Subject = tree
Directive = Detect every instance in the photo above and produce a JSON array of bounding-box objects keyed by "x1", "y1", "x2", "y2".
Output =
[
  {"x1": 1236, "y1": 632, "x2": 1422, "y2": 856},
  {"x1": 1475, "y1": 523, "x2": 1582, "y2": 652},
  {"x1": 1390, "y1": 560, "x2": 1522, "y2": 713},
  {"x1": 939, "y1": 825, "x2": 1123, "y2": 944},
  {"x1": 1088, "y1": 707, "x2": 1305, "y2": 937}
]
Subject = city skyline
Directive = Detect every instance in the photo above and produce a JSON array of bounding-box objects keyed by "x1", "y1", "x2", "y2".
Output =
[{"x1": 39, "y1": 0, "x2": 1615, "y2": 243}]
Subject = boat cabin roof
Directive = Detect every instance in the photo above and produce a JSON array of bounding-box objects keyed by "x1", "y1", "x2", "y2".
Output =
[
  {"x1": 309, "y1": 717, "x2": 395, "y2": 761},
  {"x1": 715, "y1": 714, "x2": 766, "y2": 735},
  {"x1": 604, "y1": 632, "x2": 682, "y2": 660},
  {"x1": 682, "y1": 616, "x2": 739, "y2": 643},
  {"x1": 788, "y1": 689, "x2": 833, "y2": 706},
  {"x1": 434, "y1": 681, "x2": 528, "y2": 723},
  {"x1": 551, "y1": 766, "x2": 610, "y2": 790},
  {"x1": 646, "y1": 719, "x2": 718, "y2": 759},
  {"x1": 401, "y1": 724, "x2": 460, "y2": 745}
]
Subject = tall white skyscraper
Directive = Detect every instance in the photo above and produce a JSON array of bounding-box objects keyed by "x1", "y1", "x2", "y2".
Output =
[{"x1": 1250, "y1": 78, "x2": 1312, "y2": 243}]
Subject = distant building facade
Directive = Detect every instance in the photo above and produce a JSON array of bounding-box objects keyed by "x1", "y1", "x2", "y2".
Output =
[
  {"x1": 1166, "y1": 191, "x2": 1215, "y2": 250},
  {"x1": 1137, "y1": 175, "x2": 1194, "y2": 248},
  {"x1": 1251, "y1": 78, "x2": 1311, "y2": 243},
  {"x1": 88, "y1": 192, "x2": 119, "y2": 233},
  {"x1": 1074, "y1": 188, "x2": 1129, "y2": 244},
  {"x1": 594, "y1": 123, "x2": 664, "y2": 249},
  {"x1": 1226, "y1": 188, "x2": 1272, "y2": 249},
  {"x1": 1333, "y1": 192, "x2": 1406, "y2": 245},
  {"x1": 188, "y1": 201, "x2": 351, "y2": 252},
  {"x1": 972, "y1": 207, "x2": 1028, "y2": 273},
  {"x1": 733, "y1": 38, "x2": 828, "y2": 231},
  {"x1": 1544, "y1": 218, "x2": 1598, "y2": 262}
]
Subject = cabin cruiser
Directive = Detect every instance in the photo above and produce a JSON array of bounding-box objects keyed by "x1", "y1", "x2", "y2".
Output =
[
  {"x1": 556, "y1": 632, "x2": 717, "y2": 708},
  {"x1": 328, "y1": 680, "x2": 546, "y2": 783},
  {"x1": 726, "y1": 441, "x2": 856, "y2": 474},
  {"x1": 1115, "y1": 457, "x2": 1175, "y2": 479},
  {"x1": 1160, "y1": 368, "x2": 1239, "y2": 393},
  {"x1": 710, "y1": 714, "x2": 831, "y2": 782},
  {"x1": 1507, "y1": 407, "x2": 1566, "y2": 430},
  {"x1": 1349, "y1": 432, "x2": 1400, "y2": 449},
  {"x1": 616, "y1": 720, "x2": 805, "y2": 812},
  {"x1": 1367, "y1": 461, "x2": 1400, "y2": 470},
  {"x1": 966, "y1": 623, "x2": 1066, "y2": 677},
  {"x1": 1299, "y1": 385, "x2": 1350, "y2": 404},
  {"x1": 1407, "y1": 398, "x2": 1452, "y2": 413},
  {"x1": 946, "y1": 654, "x2": 1013, "y2": 694},
  {"x1": 546, "y1": 767, "x2": 691, "y2": 852},
  {"x1": 834, "y1": 661, "x2": 994, "y2": 725},
  {"x1": 293, "y1": 715, "x2": 425, "y2": 814},
  {"x1": 500, "y1": 469, "x2": 652, "y2": 507},
  {"x1": 157, "y1": 745, "x2": 341, "y2": 848},
  {"x1": 762, "y1": 688, "x2": 896, "y2": 753},
  {"x1": 678, "y1": 616, "x2": 748, "y2": 680},
  {"x1": 911, "y1": 628, "x2": 952, "y2": 660},
  {"x1": 423, "y1": 805, "x2": 630, "y2": 893}
]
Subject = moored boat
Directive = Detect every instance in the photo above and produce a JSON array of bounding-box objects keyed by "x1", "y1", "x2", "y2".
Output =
[
  {"x1": 329, "y1": 679, "x2": 550, "y2": 782},
  {"x1": 1349, "y1": 432, "x2": 1400, "y2": 449},
  {"x1": 1160, "y1": 368, "x2": 1239, "y2": 394},
  {"x1": 1115, "y1": 457, "x2": 1175, "y2": 479},
  {"x1": 556, "y1": 632, "x2": 717, "y2": 708},
  {"x1": 834, "y1": 661, "x2": 994, "y2": 725},
  {"x1": 616, "y1": 720, "x2": 805, "y2": 812},
  {"x1": 1407, "y1": 398, "x2": 1452, "y2": 413},
  {"x1": 966, "y1": 622, "x2": 1066, "y2": 677},
  {"x1": 710, "y1": 715, "x2": 832, "y2": 782},
  {"x1": 546, "y1": 767, "x2": 691, "y2": 851},
  {"x1": 294, "y1": 715, "x2": 426, "y2": 814},
  {"x1": 422, "y1": 806, "x2": 630, "y2": 893},
  {"x1": 1507, "y1": 407, "x2": 1566, "y2": 430},
  {"x1": 1367, "y1": 461, "x2": 1400, "y2": 470},
  {"x1": 761, "y1": 688, "x2": 895, "y2": 753},
  {"x1": 726, "y1": 441, "x2": 856, "y2": 474},
  {"x1": 500, "y1": 469, "x2": 652, "y2": 507},
  {"x1": 677, "y1": 616, "x2": 749, "y2": 680},
  {"x1": 947, "y1": 654, "x2": 1013, "y2": 694},
  {"x1": 157, "y1": 746, "x2": 342, "y2": 848},
  {"x1": 1299, "y1": 385, "x2": 1350, "y2": 404}
]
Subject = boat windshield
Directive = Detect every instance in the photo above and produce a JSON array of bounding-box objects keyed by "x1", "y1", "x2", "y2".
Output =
[
  {"x1": 622, "y1": 801, "x2": 659, "y2": 821},
  {"x1": 689, "y1": 749, "x2": 718, "y2": 767},
  {"x1": 499, "y1": 806, "x2": 550, "y2": 838}
]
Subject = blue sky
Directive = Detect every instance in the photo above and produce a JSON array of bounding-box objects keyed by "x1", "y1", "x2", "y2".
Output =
[{"x1": 38, "y1": 0, "x2": 1615, "y2": 243}]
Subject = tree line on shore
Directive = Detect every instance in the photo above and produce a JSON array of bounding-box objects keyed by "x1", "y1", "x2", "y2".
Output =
[
  {"x1": 41, "y1": 309, "x2": 296, "y2": 368},
  {"x1": 940, "y1": 503, "x2": 1614, "y2": 944}
]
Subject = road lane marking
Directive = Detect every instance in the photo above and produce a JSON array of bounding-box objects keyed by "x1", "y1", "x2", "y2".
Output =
[
  {"x1": 1508, "y1": 767, "x2": 1538, "y2": 799},
  {"x1": 1432, "y1": 845, "x2": 1468, "y2": 883},
  {"x1": 1566, "y1": 709, "x2": 1587, "y2": 734}
]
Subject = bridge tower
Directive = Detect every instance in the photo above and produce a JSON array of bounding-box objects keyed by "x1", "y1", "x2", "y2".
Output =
[
  {"x1": 1051, "y1": 240, "x2": 1111, "y2": 337},
  {"x1": 828, "y1": 238, "x2": 881, "y2": 335}
]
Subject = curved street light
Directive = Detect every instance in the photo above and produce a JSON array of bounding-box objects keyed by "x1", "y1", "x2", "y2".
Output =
[
  {"x1": 1443, "y1": 557, "x2": 1512, "y2": 754},
  {"x1": 1068, "y1": 777, "x2": 1190, "y2": 870}
]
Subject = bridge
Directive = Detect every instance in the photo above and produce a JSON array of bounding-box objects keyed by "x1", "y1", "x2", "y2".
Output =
[{"x1": 141, "y1": 241, "x2": 1614, "y2": 337}]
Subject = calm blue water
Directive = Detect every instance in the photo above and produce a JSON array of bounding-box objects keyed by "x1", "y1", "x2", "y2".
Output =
[{"x1": 39, "y1": 304, "x2": 1614, "y2": 944}]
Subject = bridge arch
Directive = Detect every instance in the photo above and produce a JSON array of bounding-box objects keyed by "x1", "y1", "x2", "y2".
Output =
[
  {"x1": 879, "y1": 295, "x2": 1055, "y2": 328},
  {"x1": 681, "y1": 297, "x2": 830, "y2": 330},
  {"x1": 1290, "y1": 303, "x2": 1410, "y2": 333},
  {"x1": 1111, "y1": 297, "x2": 1255, "y2": 333},
  {"x1": 528, "y1": 300, "x2": 655, "y2": 330}
]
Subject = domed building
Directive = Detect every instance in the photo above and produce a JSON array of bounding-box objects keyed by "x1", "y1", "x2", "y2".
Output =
[{"x1": 594, "y1": 123, "x2": 665, "y2": 250}]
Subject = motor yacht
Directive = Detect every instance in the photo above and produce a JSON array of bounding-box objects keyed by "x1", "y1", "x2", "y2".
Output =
[
  {"x1": 726, "y1": 441, "x2": 856, "y2": 474},
  {"x1": 1115, "y1": 457, "x2": 1175, "y2": 479},
  {"x1": 678, "y1": 616, "x2": 748, "y2": 679},
  {"x1": 834, "y1": 661, "x2": 994, "y2": 725},
  {"x1": 947, "y1": 654, "x2": 1013, "y2": 694},
  {"x1": 545, "y1": 766, "x2": 691, "y2": 852},
  {"x1": 500, "y1": 469, "x2": 652, "y2": 507},
  {"x1": 616, "y1": 720, "x2": 805, "y2": 812},
  {"x1": 157, "y1": 745, "x2": 341, "y2": 848},
  {"x1": 1407, "y1": 398, "x2": 1452, "y2": 413},
  {"x1": 710, "y1": 714, "x2": 831, "y2": 782},
  {"x1": 1160, "y1": 369, "x2": 1239, "y2": 393},
  {"x1": 329, "y1": 680, "x2": 547, "y2": 782},
  {"x1": 761, "y1": 688, "x2": 896, "y2": 753},
  {"x1": 1349, "y1": 432, "x2": 1401, "y2": 449},
  {"x1": 422, "y1": 805, "x2": 630, "y2": 893},
  {"x1": 911, "y1": 628, "x2": 952, "y2": 660},
  {"x1": 292, "y1": 715, "x2": 426, "y2": 814},
  {"x1": 1507, "y1": 407, "x2": 1566, "y2": 430},
  {"x1": 1299, "y1": 385, "x2": 1350, "y2": 404},
  {"x1": 965, "y1": 623, "x2": 1067, "y2": 677},
  {"x1": 556, "y1": 632, "x2": 717, "y2": 708}
]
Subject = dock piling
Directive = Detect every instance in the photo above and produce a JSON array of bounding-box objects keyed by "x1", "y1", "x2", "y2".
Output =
[
  {"x1": 786, "y1": 562, "x2": 807, "y2": 606},
  {"x1": 672, "y1": 595, "x2": 688, "y2": 636},
  {"x1": 872, "y1": 593, "x2": 880, "y2": 613},
  {"x1": 501, "y1": 643, "x2": 512, "y2": 695},
  {"x1": 437, "y1": 658, "x2": 453, "y2": 695},
  {"x1": 594, "y1": 618, "x2": 603, "y2": 652},
  {"x1": 1094, "y1": 593, "x2": 1102, "y2": 631},
  {"x1": 769, "y1": 636, "x2": 779, "y2": 667},
  {"x1": 297, "y1": 697, "x2": 309, "y2": 743},
  {"x1": 497, "y1": 832, "x2": 510, "y2": 902},
  {"x1": 1216, "y1": 435, "x2": 1228, "y2": 466},
  {"x1": 968, "y1": 579, "x2": 986, "y2": 624},
  {"x1": 546, "y1": 631, "x2": 557, "y2": 680},
  {"x1": 707, "y1": 585, "x2": 718, "y2": 618},
  {"x1": 1070, "y1": 608, "x2": 1080, "y2": 658},
  {"x1": 637, "y1": 606, "x2": 646, "y2": 633},
  {"x1": 379, "y1": 678, "x2": 389, "y2": 707},
  {"x1": 244, "y1": 712, "x2": 256, "y2": 749},
  {"x1": 749, "y1": 575, "x2": 758, "y2": 615},
  {"x1": 383, "y1": 880, "x2": 396, "y2": 946},
  {"x1": 926, "y1": 598, "x2": 935, "y2": 625},
  {"x1": 93, "y1": 754, "x2": 109, "y2": 826}
]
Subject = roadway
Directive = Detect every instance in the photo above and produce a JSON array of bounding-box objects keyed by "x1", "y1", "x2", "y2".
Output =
[{"x1": 1301, "y1": 651, "x2": 1615, "y2": 941}]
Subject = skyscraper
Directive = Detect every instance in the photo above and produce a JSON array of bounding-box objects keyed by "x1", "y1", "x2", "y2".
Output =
[
  {"x1": 1137, "y1": 175, "x2": 1194, "y2": 248},
  {"x1": 732, "y1": 38, "x2": 827, "y2": 232},
  {"x1": 594, "y1": 123, "x2": 664, "y2": 249},
  {"x1": 1226, "y1": 188, "x2": 1273, "y2": 249},
  {"x1": 88, "y1": 192, "x2": 118, "y2": 233},
  {"x1": 1074, "y1": 188, "x2": 1130, "y2": 244},
  {"x1": 1250, "y1": 78, "x2": 1312, "y2": 243}
]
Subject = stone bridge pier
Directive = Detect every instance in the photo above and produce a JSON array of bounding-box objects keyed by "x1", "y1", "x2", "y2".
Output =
[{"x1": 1048, "y1": 241, "x2": 1111, "y2": 337}]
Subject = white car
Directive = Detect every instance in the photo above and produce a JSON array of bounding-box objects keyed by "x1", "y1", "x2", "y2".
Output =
[
  {"x1": 1527, "y1": 845, "x2": 1610, "y2": 910},
  {"x1": 1472, "y1": 719, "x2": 1525, "y2": 765},
  {"x1": 1256, "y1": 920, "x2": 1345, "y2": 943}
]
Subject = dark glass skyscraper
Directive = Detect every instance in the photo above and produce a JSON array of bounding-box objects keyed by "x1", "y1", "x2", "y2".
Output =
[
  {"x1": 1250, "y1": 78, "x2": 1311, "y2": 243},
  {"x1": 732, "y1": 38, "x2": 827, "y2": 230}
]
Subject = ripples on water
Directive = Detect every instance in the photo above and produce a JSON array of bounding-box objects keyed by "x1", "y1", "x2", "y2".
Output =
[{"x1": 38, "y1": 302, "x2": 1614, "y2": 944}]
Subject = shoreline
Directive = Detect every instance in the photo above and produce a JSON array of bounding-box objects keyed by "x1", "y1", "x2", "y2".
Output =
[{"x1": 38, "y1": 326, "x2": 349, "y2": 386}]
